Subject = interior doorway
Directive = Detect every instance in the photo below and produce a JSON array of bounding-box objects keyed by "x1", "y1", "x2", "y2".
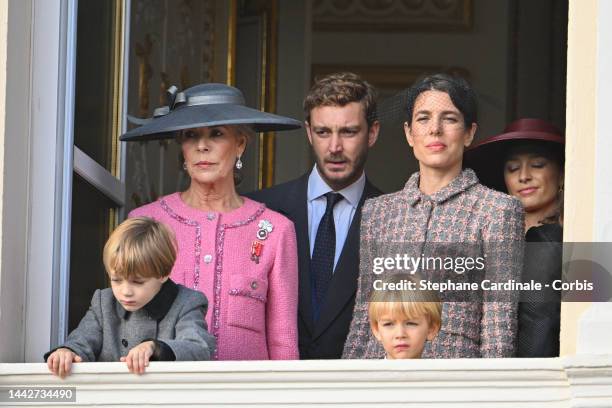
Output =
[{"x1": 303, "y1": 0, "x2": 568, "y2": 193}]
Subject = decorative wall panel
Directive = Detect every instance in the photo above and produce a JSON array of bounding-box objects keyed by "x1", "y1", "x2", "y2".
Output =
[{"x1": 313, "y1": 0, "x2": 472, "y2": 31}]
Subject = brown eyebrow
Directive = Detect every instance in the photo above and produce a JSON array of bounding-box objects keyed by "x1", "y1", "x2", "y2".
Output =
[{"x1": 311, "y1": 125, "x2": 362, "y2": 132}]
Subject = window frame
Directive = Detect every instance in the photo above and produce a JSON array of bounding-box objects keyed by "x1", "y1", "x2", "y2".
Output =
[
  {"x1": 17, "y1": 0, "x2": 607, "y2": 361},
  {"x1": 23, "y1": 0, "x2": 130, "y2": 359}
]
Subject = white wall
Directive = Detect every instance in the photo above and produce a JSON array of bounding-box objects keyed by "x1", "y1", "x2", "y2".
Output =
[
  {"x1": 594, "y1": 0, "x2": 612, "y2": 242},
  {"x1": 575, "y1": 0, "x2": 612, "y2": 355},
  {"x1": 0, "y1": 0, "x2": 32, "y2": 363}
]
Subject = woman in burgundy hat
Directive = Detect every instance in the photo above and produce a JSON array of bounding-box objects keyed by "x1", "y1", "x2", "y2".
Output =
[
  {"x1": 465, "y1": 118, "x2": 564, "y2": 232},
  {"x1": 465, "y1": 118, "x2": 565, "y2": 357}
]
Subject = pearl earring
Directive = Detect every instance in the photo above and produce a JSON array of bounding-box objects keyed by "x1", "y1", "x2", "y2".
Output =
[{"x1": 183, "y1": 162, "x2": 187, "y2": 171}]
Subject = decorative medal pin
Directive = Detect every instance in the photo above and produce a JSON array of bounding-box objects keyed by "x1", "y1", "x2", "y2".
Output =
[
  {"x1": 251, "y1": 241, "x2": 263, "y2": 264},
  {"x1": 257, "y1": 220, "x2": 273, "y2": 240},
  {"x1": 251, "y1": 220, "x2": 273, "y2": 264}
]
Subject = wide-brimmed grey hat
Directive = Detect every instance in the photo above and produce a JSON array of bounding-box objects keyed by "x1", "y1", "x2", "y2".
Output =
[{"x1": 120, "y1": 83, "x2": 302, "y2": 141}]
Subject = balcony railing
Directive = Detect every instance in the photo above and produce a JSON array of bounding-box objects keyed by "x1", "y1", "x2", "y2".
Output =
[{"x1": 1, "y1": 355, "x2": 611, "y2": 406}]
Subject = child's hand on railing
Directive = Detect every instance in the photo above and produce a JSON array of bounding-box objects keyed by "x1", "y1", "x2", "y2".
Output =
[
  {"x1": 120, "y1": 340, "x2": 155, "y2": 375},
  {"x1": 47, "y1": 348, "x2": 82, "y2": 378}
]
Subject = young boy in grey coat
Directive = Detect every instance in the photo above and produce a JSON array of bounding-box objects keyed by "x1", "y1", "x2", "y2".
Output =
[{"x1": 45, "y1": 217, "x2": 216, "y2": 377}]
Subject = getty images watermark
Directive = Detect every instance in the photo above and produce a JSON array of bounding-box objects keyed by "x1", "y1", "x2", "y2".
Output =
[
  {"x1": 372, "y1": 254, "x2": 486, "y2": 275},
  {"x1": 369, "y1": 248, "x2": 601, "y2": 301}
]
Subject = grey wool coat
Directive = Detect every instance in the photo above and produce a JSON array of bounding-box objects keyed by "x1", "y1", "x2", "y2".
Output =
[{"x1": 45, "y1": 280, "x2": 216, "y2": 362}]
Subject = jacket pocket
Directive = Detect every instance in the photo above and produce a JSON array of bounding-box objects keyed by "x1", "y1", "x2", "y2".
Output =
[
  {"x1": 227, "y1": 275, "x2": 268, "y2": 333},
  {"x1": 439, "y1": 303, "x2": 480, "y2": 343}
]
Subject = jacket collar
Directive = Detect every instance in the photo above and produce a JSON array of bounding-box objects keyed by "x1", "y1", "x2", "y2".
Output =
[
  {"x1": 307, "y1": 166, "x2": 366, "y2": 208},
  {"x1": 404, "y1": 168, "x2": 479, "y2": 207},
  {"x1": 116, "y1": 279, "x2": 179, "y2": 320},
  {"x1": 162, "y1": 192, "x2": 265, "y2": 227}
]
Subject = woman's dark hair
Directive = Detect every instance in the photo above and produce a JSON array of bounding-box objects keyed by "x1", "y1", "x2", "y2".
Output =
[
  {"x1": 503, "y1": 140, "x2": 565, "y2": 170},
  {"x1": 405, "y1": 73, "x2": 477, "y2": 128}
]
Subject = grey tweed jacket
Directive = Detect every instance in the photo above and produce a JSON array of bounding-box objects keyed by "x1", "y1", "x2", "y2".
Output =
[
  {"x1": 46, "y1": 280, "x2": 216, "y2": 362},
  {"x1": 342, "y1": 169, "x2": 524, "y2": 359}
]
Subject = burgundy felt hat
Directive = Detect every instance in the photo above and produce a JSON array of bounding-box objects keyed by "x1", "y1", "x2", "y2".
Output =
[{"x1": 464, "y1": 118, "x2": 565, "y2": 192}]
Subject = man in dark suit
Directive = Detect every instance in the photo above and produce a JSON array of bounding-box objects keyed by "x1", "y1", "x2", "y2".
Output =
[{"x1": 248, "y1": 72, "x2": 381, "y2": 359}]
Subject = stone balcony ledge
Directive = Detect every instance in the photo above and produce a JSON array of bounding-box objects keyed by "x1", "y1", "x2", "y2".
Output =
[{"x1": 1, "y1": 356, "x2": 611, "y2": 407}]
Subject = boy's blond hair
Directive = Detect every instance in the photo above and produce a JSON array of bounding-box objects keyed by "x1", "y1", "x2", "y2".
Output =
[
  {"x1": 368, "y1": 273, "x2": 442, "y2": 330},
  {"x1": 103, "y1": 217, "x2": 177, "y2": 279}
]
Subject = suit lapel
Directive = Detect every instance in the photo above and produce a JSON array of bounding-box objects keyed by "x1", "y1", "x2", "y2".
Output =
[{"x1": 312, "y1": 179, "x2": 380, "y2": 339}]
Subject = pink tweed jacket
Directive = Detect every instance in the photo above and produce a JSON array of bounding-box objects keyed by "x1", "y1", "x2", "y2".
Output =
[
  {"x1": 342, "y1": 169, "x2": 524, "y2": 359},
  {"x1": 130, "y1": 193, "x2": 299, "y2": 360}
]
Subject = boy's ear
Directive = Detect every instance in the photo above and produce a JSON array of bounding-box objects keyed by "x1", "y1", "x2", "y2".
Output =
[
  {"x1": 370, "y1": 321, "x2": 382, "y2": 342},
  {"x1": 427, "y1": 322, "x2": 440, "y2": 341},
  {"x1": 160, "y1": 275, "x2": 169, "y2": 283}
]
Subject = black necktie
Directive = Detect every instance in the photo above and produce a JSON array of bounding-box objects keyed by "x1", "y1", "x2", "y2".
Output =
[{"x1": 311, "y1": 192, "x2": 343, "y2": 321}]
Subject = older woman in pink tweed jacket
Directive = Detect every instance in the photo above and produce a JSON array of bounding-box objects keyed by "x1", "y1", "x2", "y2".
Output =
[
  {"x1": 130, "y1": 194, "x2": 298, "y2": 360},
  {"x1": 124, "y1": 83, "x2": 301, "y2": 360},
  {"x1": 343, "y1": 74, "x2": 524, "y2": 359}
]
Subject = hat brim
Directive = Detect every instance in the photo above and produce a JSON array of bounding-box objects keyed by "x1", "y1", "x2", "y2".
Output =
[
  {"x1": 469, "y1": 131, "x2": 565, "y2": 149},
  {"x1": 120, "y1": 103, "x2": 302, "y2": 141},
  {"x1": 464, "y1": 134, "x2": 564, "y2": 192}
]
